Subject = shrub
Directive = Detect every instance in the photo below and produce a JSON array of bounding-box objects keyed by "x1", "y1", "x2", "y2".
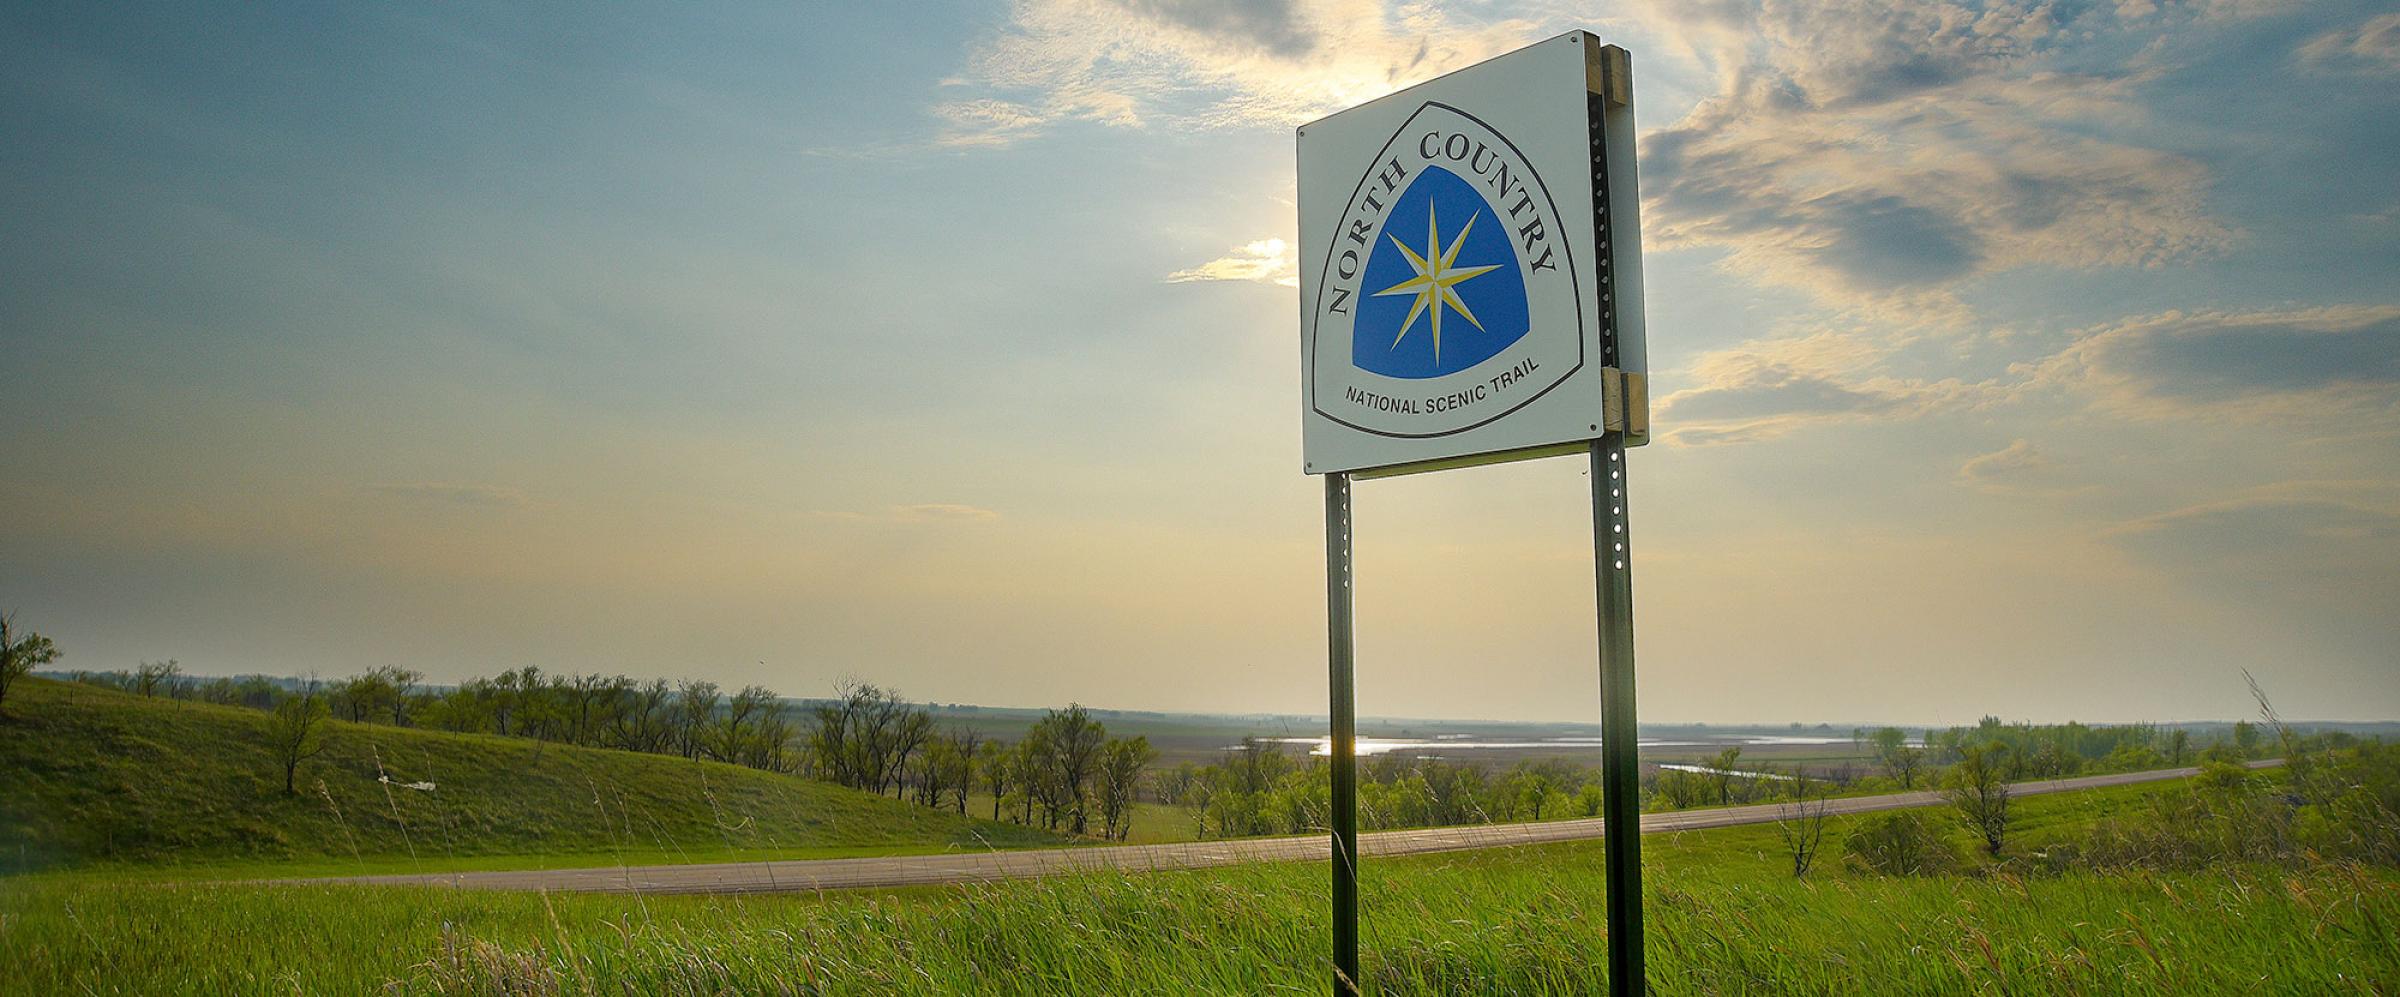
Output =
[
  {"x1": 2080, "y1": 788, "x2": 2286, "y2": 871},
  {"x1": 1841, "y1": 810, "x2": 1961, "y2": 877},
  {"x1": 1947, "y1": 741, "x2": 2012, "y2": 856},
  {"x1": 2294, "y1": 743, "x2": 2400, "y2": 866},
  {"x1": 2078, "y1": 747, "x2": 2400, "y2": 872},
  {"x1": 2191, "y1": 760, "x2": 2256, "y2": 796}
]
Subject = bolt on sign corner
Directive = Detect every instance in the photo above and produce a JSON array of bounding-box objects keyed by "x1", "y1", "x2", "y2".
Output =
[{"x1": 1298, "y1": 31, "x2": 1646, "y2": 476}]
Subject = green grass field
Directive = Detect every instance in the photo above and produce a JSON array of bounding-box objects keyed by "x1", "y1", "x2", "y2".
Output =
[
  {"x1": 4, "y1": 773, "x2": 2394, "y2": 994},
  {"x1": 0, "y1": 678, "x2": 1061, "y2": 877}
]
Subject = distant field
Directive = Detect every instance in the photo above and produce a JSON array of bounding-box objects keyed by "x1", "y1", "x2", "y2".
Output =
[
  {"x1": 0, "y1": 678, "x2": 1061, "y2": 876},
  {"x1": 4, "y1": 776, "x2": 2392, "y2": 995}
]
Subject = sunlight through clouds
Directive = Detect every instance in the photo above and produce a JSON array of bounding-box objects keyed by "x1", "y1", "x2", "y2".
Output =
[
  {"x1": 1166, "y1": 237, "x2": 1298, "y2": 286},
  {"x1": 937, "y1": 0, "x2": 1539, "y2": 142},
  {"x1": 949, "y1": 0, "x2": 2260, "y2": 323}
]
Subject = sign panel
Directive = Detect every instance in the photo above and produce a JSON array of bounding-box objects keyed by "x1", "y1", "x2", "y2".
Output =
[{"x1": 1298, "y1": 31, "x2": 1645, "y2": 475}]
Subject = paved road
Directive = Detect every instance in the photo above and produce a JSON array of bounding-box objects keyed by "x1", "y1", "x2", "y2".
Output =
[{"x1": 317, "y1": 761, "x2": 2275, "y2": 895}]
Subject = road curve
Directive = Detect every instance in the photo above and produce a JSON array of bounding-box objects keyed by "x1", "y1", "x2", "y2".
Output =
[{"x1": 313, "y1": 761, "x2": 2276, "y2": 895}]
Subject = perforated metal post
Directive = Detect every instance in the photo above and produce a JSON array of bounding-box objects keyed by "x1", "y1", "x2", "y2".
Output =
[
  {"x1": 1592, "y1": 437, "x2": 1644, "y2": 996},
  {"x1": 1587, "y1": 39, "x2": 1647, "y2": 997},
  {"x1": 1326, "y1": 471, "x2": 1361, "y2": 995}
]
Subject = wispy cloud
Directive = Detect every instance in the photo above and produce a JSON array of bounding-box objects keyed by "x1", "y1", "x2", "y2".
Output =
[
  {"x1": 2020, "y1": 305, "x2": 2400, "y2": 424},
  {"x1": 2299, "y1": 11, "x2": 2400, "y2": 73},
  {"x1": 1634, "y1": 0, "x2": 2234, "y2": 315},
  {"x1": 1657, "y1": 298, "x2": 2400, "y2": 448},
  {"x1": 930, "y1": 98, "x2": 1052, "y2": 148},
  {"x1": 944, "y1": 0, "x2": 2259, "y2": 319},
  {"x1": 1956, "y1": 439, "x2": 2091, "y2": 495},
  {"x1": 1656, "y1": 336, "x2": 1987, "y2": 445},
  {"x1": 936, "y1": 0, "x2": 1537, "y2": 145},
  {"x1": 1167, "y1": 237, "x2": 1298, "y2": 286}
]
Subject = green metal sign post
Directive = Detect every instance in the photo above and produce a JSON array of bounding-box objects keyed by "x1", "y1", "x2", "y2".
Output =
[
  {"x1": 1325, "y1": 471, "x2": 1360, "y2": 995},
  {"x1": 1321, "y1": 436, "x2": 1644, "y2": 997},
  {"x1": 1591, "y1": 434, "x2": 1645, "y2": 995}
]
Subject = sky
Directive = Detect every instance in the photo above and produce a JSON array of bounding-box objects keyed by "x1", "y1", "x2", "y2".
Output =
[{"x1": 3, "y1": 0, "x2": 2396, "y2": 725}]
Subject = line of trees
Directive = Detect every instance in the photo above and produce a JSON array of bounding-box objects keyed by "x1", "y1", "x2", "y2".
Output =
[
  {"x1": 60, "y1": 664, "x2": 282, "y2": 710},
  {"x1": 39, "y1": 646, "x2": 2294, "y2": 845},
  {"x1": 1146, "y1": 715, "x2": 2304, "y2": 843},
  {"x1": 1842, "y1": 717, "x2": 2264, "y2": 794},
  {"x1": 49, "y1": 663, "x2": 1158, "y2": 839},
  {"x1": 1155, "y1": 742, "x2": 1614, "y2": 839},
  {"x1": 804, "y1": 684, "x2": 1157, "y2": 840}
]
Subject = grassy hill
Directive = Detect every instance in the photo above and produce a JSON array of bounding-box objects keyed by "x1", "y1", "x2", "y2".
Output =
[{"x1": 0, "y1": 678, "x2": 1061, "y2": 874}]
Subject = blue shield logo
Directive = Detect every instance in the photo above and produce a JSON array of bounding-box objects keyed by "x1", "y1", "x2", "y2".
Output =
[{"x1": 1352, "y1": 165, "x2": 1531, "y2": 379}]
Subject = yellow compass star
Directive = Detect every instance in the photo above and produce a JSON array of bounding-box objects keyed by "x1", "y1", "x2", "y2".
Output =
[{"x1": 1372, "y1": 202, "x2": 1502, "y2": 364}]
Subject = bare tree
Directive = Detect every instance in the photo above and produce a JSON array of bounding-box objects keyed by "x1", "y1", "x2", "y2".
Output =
[
  {"x1": 879, "y1": 708, "x2": 934, "y2": 798},
  {"x1": 333, "y1": 669, "x2": 397, "y2": 722},
  {"x1": 385, "y1": 667, "x2": 423, "y2": 726},
  {"x1": 1013, "y1": 733, "x2": 1050, "y2": 826},
  {"x1": 1096, "y1": 736, "x2": 1157, "y2": 841},
  {"x1": 566, "y1": 673, "x2": 638, "y2": 747},
  {"x1": 808, "y1": 684, "x2": 863, "y2": 782},
  {"x1": 1708, "y1": 746, "x2": 1744, "y2": 804},
  {"x1": 908, "y1": 731, "x2": 976, "y2": 811},
  {"x1": 1153, "y1": 763, "x2": 1199, "y2": 805},
  {"x1": 674, "y1": 680, "x2": 720, "y2": 759},
  {"x1": 949, "y1": 728, "x2": 983, "y2": 814},
  {"x1": 978, "y1": 738, "x2": 1012, "y2": 821},
  {"x1": 321, "y1": 666, "x2": 423, "y2": 726},
  {"x1": 1652, "y1": 767, "x2": 1710, "y2": 810},
  {"x1": 614, "y1": 678, "x2": 675, "y2": 753},
  {"x1": 1870, "y1": 727, "x2": 1926, "y2": 789},
  {"x1": 1775, "y1": 777, "x2": 1832, "y2": 877},
  {"x1": 1825, "y1": 759, "x2": 1860, "y2": 787},
  {"x1": 749, "y1": 694, "x2": 795, "y2": 772},
  {"x1": 712, "y1": 685, "x2": 778, "y2": 764},
  {"x1": 1948, "y1": 741, "x2": 2012, "y2": 856},
  {"x1": 134, "y1": 659, "x2": 181, "y2": 698},
  {"x1": 269, "y1": 680, "x2": 332, "y2": 795},
  {"x1": 808, "y1": 681, "x2": 933, "y2": 795},
  {"x1": 0, "y1": 612, "x2": 63, "y2": 712},
  {"x1": 1031, "y1": 705, "x2": 1107, "y2": 834}
]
